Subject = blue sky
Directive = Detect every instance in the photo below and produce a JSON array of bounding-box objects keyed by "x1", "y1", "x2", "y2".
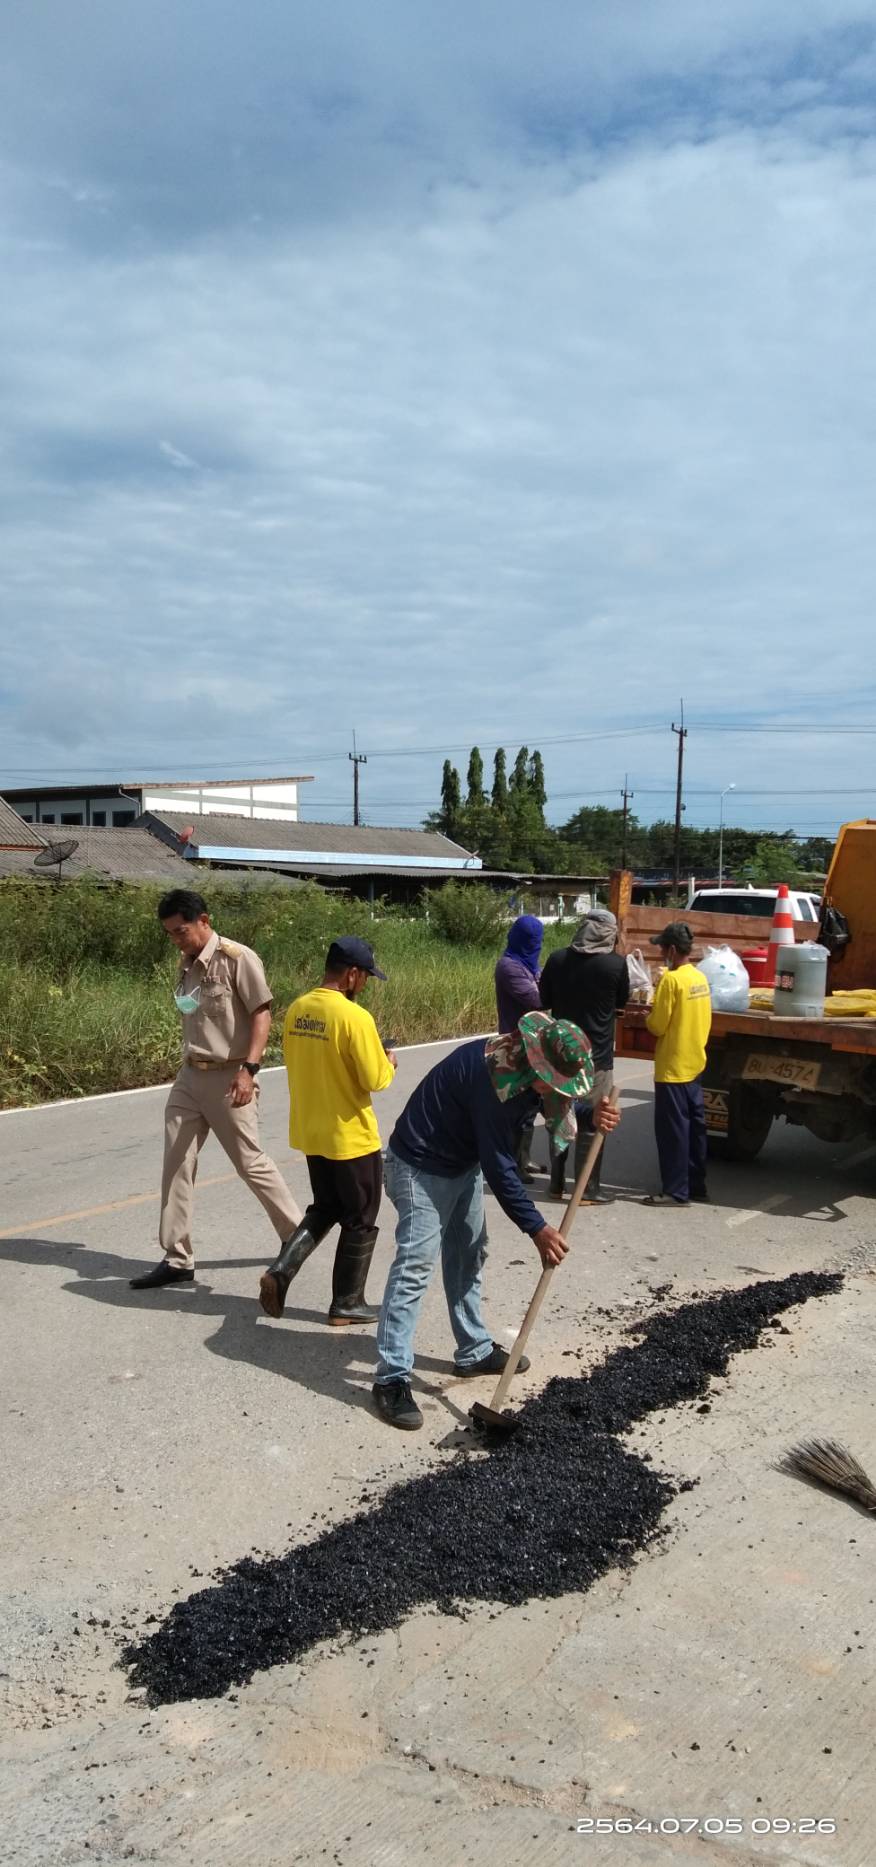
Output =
[{"x1": 2, "y1": 1, "x2": 876, "y2": 835}]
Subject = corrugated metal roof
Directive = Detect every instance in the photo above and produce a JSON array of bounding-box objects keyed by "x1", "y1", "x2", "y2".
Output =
[
  {"x1": 0, "y1": 827, "x2": 197, "y2": 882},
  {"x1": 0, "y1": 796, "x2": 47, "y2": 849},
  {"x1": 0, "y1": 830, "x2": 308, "y2": 885},
  {"x1": 147, "y1": 812, "x2": 478, "y2": 862},
  {"x1": 243, "y1": 864, "x2": 607, "y2": 884}
]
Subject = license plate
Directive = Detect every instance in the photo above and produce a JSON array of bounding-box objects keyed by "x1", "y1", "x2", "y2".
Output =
[
  {"x1": 742, "y1": 1053, "x2": 821, "y2": 1090},
  {"x1": 703, "y1": 1087, "x2": 729, "y2": 1134}
]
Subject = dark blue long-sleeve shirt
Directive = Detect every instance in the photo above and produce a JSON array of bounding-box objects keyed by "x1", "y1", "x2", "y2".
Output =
[{"x1": 388, "y1": 1038, "x2": 547, "y2": 1235}]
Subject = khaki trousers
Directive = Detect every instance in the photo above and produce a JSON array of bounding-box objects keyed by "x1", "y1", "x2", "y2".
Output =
[{"x1": 159, "y1": 1064, "x2": 302, "y2": 1270}]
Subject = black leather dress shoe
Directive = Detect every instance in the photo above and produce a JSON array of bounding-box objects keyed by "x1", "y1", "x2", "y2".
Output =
[{"x1": 129, "y1": 1263, "x2": 195, "y2": 1289}]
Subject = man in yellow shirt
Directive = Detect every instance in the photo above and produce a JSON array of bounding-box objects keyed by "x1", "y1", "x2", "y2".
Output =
[
  {"x1": 644, "y1": 921, "x2": 712, "y2": 1207},
  {"x1": 259, "y1": 936, "x2": 395, "y2": 1326}
]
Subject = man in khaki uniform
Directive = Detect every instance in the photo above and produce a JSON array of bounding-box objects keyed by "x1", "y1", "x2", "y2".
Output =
[{"x1": 129, "y1": 888, "x2": 302, "y2": 1289}]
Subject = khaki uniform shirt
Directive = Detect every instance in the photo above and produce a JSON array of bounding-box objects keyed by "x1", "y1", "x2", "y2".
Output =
[{"x1": 177, "y1": 930, "x2": 273, "y2": 1064}]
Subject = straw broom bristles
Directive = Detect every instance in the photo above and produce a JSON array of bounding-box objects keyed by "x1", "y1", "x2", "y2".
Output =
[{"x1": 781, "y1": 1438, "x2": 876, "y2": 1511}]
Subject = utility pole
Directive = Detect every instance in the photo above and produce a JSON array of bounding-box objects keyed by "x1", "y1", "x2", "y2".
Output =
[
  {"x1": 620, "y1": 775, "x2": 634, "y2": 869},
  {"x1": 671, "y1": 703, "x2": 687, "y2": 902},
  {"x1": 348, "y1": 732, "x2": 367, "y2": 827}
]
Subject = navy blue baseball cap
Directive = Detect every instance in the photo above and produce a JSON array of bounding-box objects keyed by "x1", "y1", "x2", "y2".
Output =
[{"x1": 327, "y1": 935, "x2": 387, "y2": 979}]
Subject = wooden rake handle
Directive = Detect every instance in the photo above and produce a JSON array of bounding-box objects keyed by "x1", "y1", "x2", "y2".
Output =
[{"x1": 484, "y1": 1086, "x2": 620, "y2": 1418}]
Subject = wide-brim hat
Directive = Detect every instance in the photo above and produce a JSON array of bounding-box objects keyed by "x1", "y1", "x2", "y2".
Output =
[{"x1": 518, "y1": 1011, "x2": 593, "y2": 1097}]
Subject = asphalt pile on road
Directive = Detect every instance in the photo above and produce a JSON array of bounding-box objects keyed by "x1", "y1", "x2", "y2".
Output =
[{"x1": 124, "y1": 1270, "x2": 841, "y2": 1705}]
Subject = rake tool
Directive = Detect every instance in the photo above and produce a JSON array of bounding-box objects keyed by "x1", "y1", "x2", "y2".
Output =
[{"x1": 470, "y1": 1087, "x2": 620, "y2": 1439}]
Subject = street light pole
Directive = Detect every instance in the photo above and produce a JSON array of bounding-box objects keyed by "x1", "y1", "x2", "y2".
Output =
[{"x1": 718, "y1": 783, "x2": 735, "y2": 890}]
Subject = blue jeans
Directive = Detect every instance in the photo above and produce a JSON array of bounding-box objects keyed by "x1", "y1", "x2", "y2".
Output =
[{"x1": 375, "y1": 1148, "x2": 494, "y2": 1384}]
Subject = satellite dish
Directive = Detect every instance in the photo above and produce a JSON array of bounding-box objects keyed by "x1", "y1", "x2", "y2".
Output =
[
  {"x1": 34, "y1": 839, "x2": 79, "y2": 881},
  {"x1": 178, "y1": 825, "x2": 195, "y2": 845}
]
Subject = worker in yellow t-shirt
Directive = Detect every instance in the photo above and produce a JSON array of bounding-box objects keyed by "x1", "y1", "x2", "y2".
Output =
[
  {"x1": 259, "y1": 937, "x2": 396, "y2": 1326},
  {"x1": 643, "y1": 921, "x2": 712, "y2": 1207}
]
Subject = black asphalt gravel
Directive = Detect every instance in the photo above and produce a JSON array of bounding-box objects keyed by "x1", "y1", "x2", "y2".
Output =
[{"x1": 124, "y1": 1270, "x2": 841, "y2": 1704}]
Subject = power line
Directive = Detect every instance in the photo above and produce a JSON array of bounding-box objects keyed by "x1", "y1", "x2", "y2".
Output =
[
  {"x1": 690, "y1": 723, "x2": 876, "y2": 734},
  {"x1": 0, "y1": 725, "x2": 668, "y2": 782}
]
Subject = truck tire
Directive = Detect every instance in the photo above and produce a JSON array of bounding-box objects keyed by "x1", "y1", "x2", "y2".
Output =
[{"x1": 721, "y1": 1083, "x2": 775, "y2": 1161}]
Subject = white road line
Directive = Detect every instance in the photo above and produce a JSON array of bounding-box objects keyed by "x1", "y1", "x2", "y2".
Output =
[
  {"x1": 0, "y1": 1034, "x2": 489, "y2": 1118},
  {"x1": 726, "y1": 1192, "x2": 791, "y2": 1229}
]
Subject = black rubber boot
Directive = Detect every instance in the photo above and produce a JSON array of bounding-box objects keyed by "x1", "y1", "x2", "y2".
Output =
[
  {"x1": 549, "y1": 1142, "x2": 567, "y2": 1199},
  {"x1": 328, "y1": 1228, "x2": 380, "y2": 1327},
  {"x1": 514, "y1": 1127, "x2": 536, "y2": 1184},
  {"x1": 573, "y1": 1124, "x2": 608, "y2": 1203},
  {"x1": 259, "y1": 1220, "x2": 325, "y2": 1319}
]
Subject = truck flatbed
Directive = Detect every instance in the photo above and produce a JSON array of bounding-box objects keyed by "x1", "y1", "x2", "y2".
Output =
[{"x1": 621, "y1": 1004, "x2": 876, "y2": 1059}]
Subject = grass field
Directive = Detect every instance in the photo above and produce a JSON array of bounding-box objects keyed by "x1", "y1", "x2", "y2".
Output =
[{"x1": 0, "y1": 880, "x2": 572, "y2": 1107}]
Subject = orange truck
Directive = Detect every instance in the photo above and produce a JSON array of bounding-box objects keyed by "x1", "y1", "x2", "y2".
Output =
[{"x1": 615, "y1": 821, "x2": 876, "y2": 1160}]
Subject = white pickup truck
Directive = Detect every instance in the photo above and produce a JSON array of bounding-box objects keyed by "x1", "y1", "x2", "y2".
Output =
[{"x1": 687, "y1": 885, "x2": 821, "y2": 923}]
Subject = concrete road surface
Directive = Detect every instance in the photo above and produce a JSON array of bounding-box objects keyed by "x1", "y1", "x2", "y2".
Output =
[{"x1": 1, "y1": 1044, "x2": 875, "y2": 1865}]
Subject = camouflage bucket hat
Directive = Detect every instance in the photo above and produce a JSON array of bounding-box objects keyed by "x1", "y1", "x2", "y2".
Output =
[{"x1": 518, "y1": 1011, "x2": 594, "y2": 1099}]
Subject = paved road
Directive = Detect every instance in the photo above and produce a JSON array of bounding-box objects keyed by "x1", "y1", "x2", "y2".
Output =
[{"x1": 1, "y1": 1047, "x2": 875, "y2": 1865}]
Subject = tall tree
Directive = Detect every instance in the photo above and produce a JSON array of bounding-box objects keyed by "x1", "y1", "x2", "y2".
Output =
[
  {"x1": 510, "y1": 746, "x2": 529, "y2": 794},
  {"x1": 528, "y1": 750, "x2": 546, "y2": 818},
  {"x1": 491, "y1": 747, "x2": 508, "y2": 811},
  {"x1": 439, "y1": 760, "x2": 461, "y2": 834},
  {"x1": 466, "y1": 746, "x2": 486, "y2": 805}
]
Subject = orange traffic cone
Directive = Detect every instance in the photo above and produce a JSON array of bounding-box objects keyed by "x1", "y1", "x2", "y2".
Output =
[{"x1": 765, "y1": 883, "x2": 795, "y2": 984}]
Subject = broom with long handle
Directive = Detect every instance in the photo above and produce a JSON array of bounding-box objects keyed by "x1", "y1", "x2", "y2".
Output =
[{"x1": 781, "y1": 1439, "x2": 876, "y2": 1511}]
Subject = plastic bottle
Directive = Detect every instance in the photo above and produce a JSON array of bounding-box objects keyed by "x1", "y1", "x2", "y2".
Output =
[{"x1": 772, "y1": 943, "x2": 829, "y2": 1019}]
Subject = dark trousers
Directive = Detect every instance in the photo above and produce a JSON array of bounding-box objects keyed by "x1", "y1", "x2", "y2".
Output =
[
  {"x1": 304, "y1": 1151, "x2": 383, "y2": 1241},
  {"x1": 654, "y1": 1079, "x2": 708, "y2": 1202}
]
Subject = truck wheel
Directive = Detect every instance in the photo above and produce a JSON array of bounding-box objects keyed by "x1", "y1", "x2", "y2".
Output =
[{"x1": 722, "y1": 1084, "x2": 775, "y2": 1161}]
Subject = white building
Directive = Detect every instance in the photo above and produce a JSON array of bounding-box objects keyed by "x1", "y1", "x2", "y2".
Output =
[{"x1": 5, "y1": 774, "x2": 313, "y2": 829}]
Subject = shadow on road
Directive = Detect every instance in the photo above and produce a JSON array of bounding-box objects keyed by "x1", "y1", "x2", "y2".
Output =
[{"x1": 0, "y1": 1235, "x2": 477, "y2": 1424}]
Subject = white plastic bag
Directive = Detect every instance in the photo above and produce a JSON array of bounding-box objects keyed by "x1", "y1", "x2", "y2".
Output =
[
  {"x1": 626, "y1": 948, "x2": 652, "y2": 1004},
  {"x1": 699, "y1": 944, "x2": 750, "y2": 1013}
]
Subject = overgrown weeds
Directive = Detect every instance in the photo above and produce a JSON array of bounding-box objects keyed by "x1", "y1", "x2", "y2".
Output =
[{"x1": 0, "y1": 878, "x2": 572, "y2": 1106}]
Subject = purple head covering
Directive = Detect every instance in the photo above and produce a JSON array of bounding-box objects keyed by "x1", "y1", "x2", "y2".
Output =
[{"x1": 503, "y1": 913, "x2": 544, "y2": 978}]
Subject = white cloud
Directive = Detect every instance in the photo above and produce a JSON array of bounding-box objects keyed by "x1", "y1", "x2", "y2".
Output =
[
  {"x1": 2, "y1": 5, "x2": 876, "y2": 833},
  {"x1": 159, "y1": 441, "x2": 200, "y2": 471}
]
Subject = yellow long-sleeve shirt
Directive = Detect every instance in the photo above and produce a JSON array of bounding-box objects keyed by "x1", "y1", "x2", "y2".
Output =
[
  {"x1": 646, "y1": 963, "x2": 712, "y2": 1083},
  {"x1": 283, "y1": 987, "x2": 395, "y2": 1159}
]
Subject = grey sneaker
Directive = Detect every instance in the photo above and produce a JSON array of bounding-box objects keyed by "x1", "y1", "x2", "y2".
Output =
[
  {"x1": 642, "y1": 1192, "x2": 690, "y2": 1207},
  {"x1": 457, "y1": 1342, "x2": 531, "y2": 1378},
  {"x1": 372, "y1": 1379, "x2": 423, "y2": 1430}
]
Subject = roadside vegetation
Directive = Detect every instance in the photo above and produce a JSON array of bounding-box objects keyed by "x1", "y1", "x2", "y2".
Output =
[
  {"x1": 0, "y1": 879, "x2": 569, "y2": 1108},
  {"x1": 430, "y1": 743, "x2": 832, "y2": 882}
]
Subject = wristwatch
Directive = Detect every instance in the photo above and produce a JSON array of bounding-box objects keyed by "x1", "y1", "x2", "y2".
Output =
[{"x1": 243, "y1": 1061, "x2": 261, "y2": 1077}]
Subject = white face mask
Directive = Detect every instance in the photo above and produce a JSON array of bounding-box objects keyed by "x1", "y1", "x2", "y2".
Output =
[{"x1": 174, "y1": 985, "x2": 201, "y2": 1016}]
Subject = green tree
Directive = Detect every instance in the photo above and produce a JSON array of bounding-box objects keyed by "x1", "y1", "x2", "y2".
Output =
[
  {"x1": 438, "y1": 760, "x2": 461, "y2": 835},
  {"x1": 743, "y1": 836, "x2": 807, "y2": 887},
  {"x1": 466, "y1": 746, "x2": 486, "y2": 806},
  {"x1": 510, "y1": 746, "x2": 529, "y2": 794},
  {"x1": 491, "y1": 747, "x2": 508, "y2": 812},
  {"x1": 561, "y1": 805, "x2": 642, "y2": 870},
  {"x1": 796, "y1": 836, "x2": 834, "y2": 875},
  {"x1": 528, "y1": 750, "x2": 546, "y2": 818}
]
